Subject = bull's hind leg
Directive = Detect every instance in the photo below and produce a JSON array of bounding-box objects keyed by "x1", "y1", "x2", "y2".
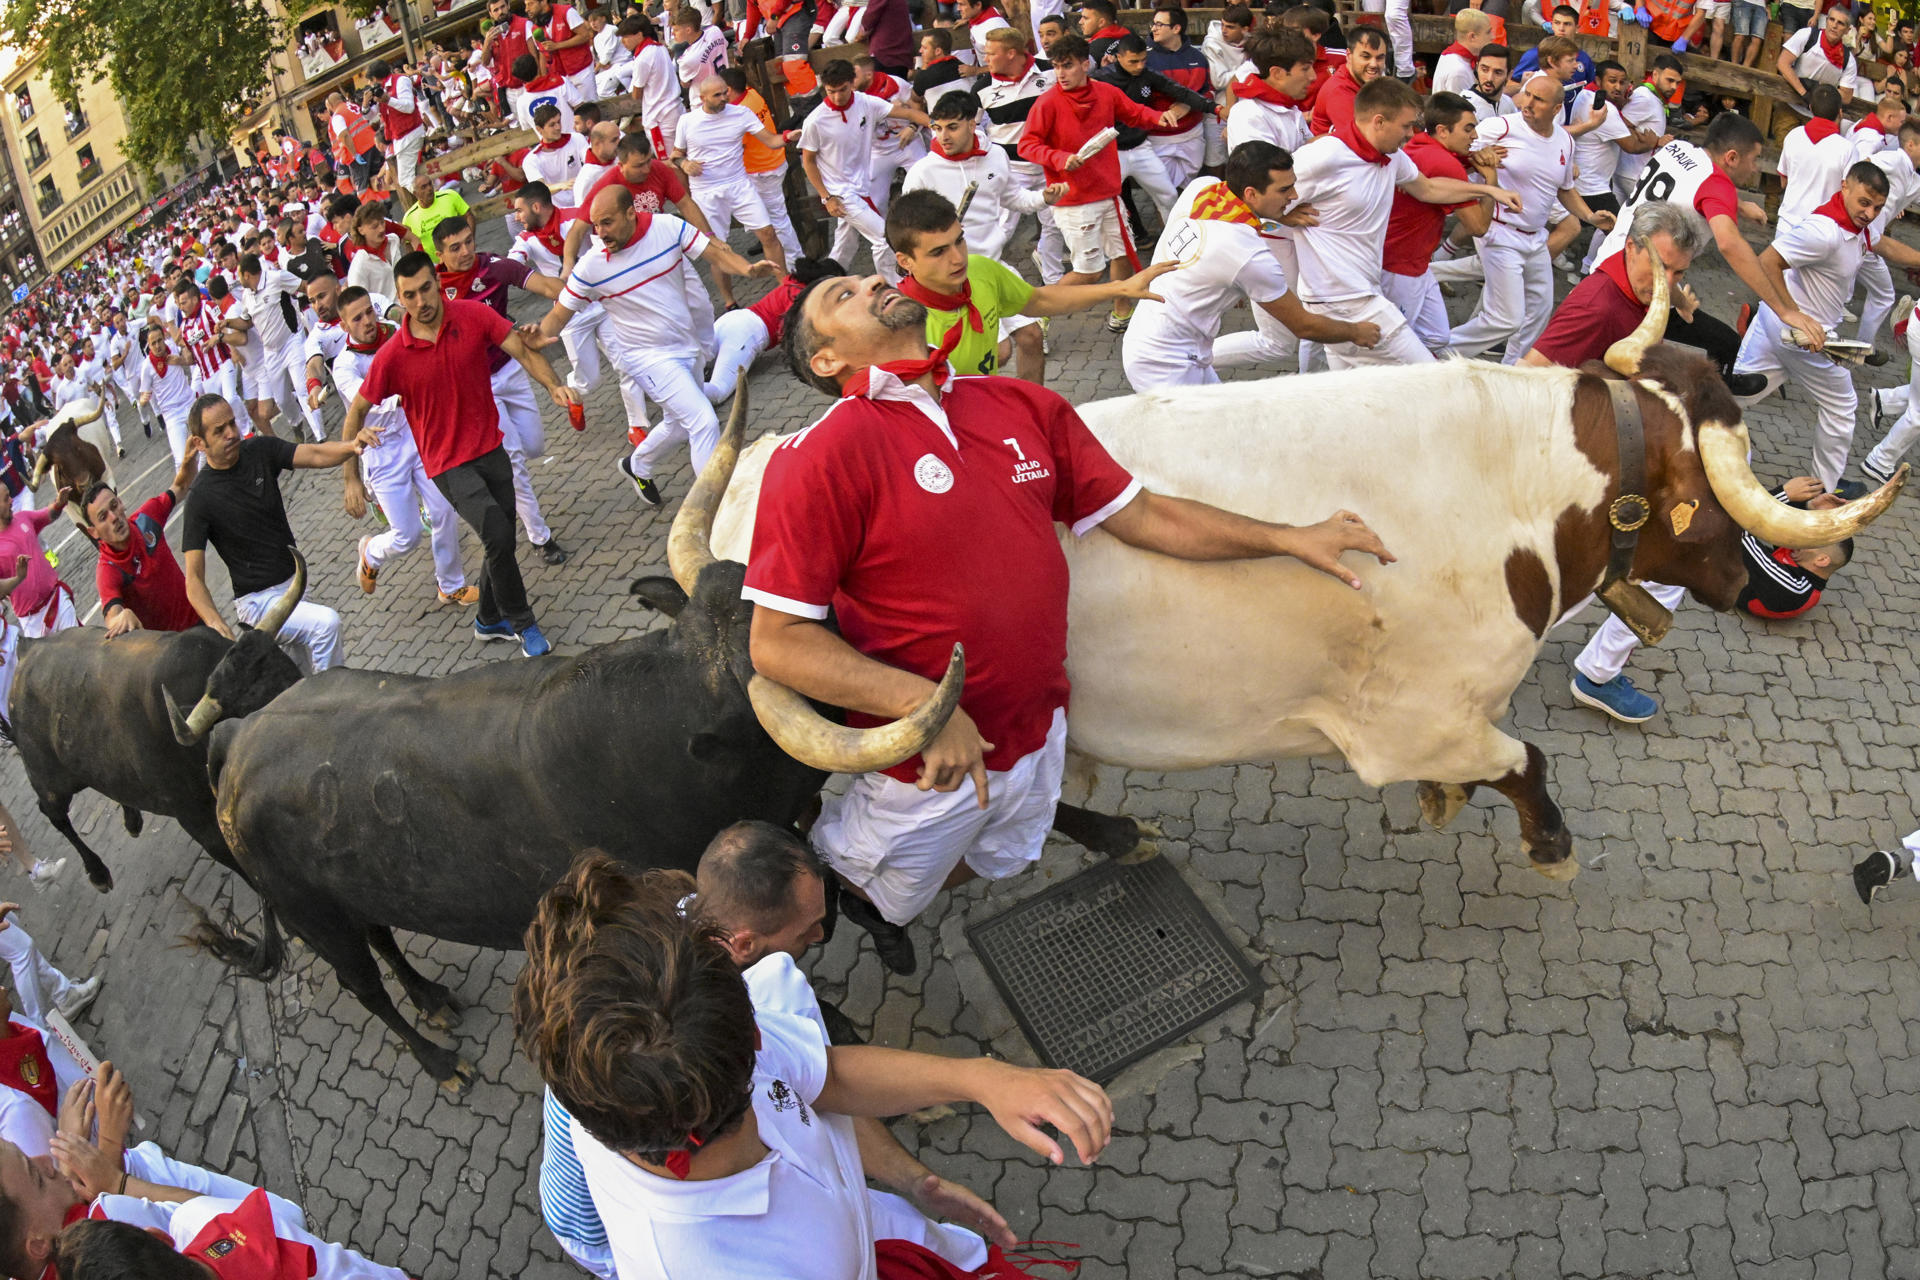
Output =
[
  {"x1": 291, "y1": 911, "x2": 474, "y2": 1090},
  {"x1": 1416, "y1": 782, "x2": 1476, "y2": 829},
  {"x1": 32, "y1": 793, "x2": 112, "y2": 892},
  {"x1": 367, "y1": 927, "x2": 465, "y2": 1032},
  {"x1": 1478, "y1": 743, "x2": 1576, "y2": 880},
  {"x1": 1052, "y1": 802, "x2": 1161, "y2": 862}
]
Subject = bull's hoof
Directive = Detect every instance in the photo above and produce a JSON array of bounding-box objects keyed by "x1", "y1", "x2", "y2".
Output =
[
  {"x1": 1532, "y1": 854, "x2": 1581, "y2": 882},
  {"x1": 87, "y1": 869, "x2": 113, "y2": 894},
  {"x1": 121, "y1": 806, "x2": 143, "y2": 838},
  {"x1": 435, "y1": 1058, "x2": 478, "y2": 1097},
  {"x1": 1118, "y1": 819, "x2": 1163, "y2": 864},
  {"x1": 1417, "y1": 781, "x2": 1470, "y2": 830}
]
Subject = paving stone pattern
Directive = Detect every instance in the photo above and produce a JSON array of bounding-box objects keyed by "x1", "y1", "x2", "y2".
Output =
[{"x1": 5, "y1": 202, "x2": 1920, "y2": 1280}]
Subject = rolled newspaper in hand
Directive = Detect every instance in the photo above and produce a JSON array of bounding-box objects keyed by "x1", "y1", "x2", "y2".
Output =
[
  {"x1": 1071, "y1": 127, "x2": 1119, "y2": 164},
  {"x1": 1780, "y1": 326, "x2": 1873, "y2": 365},
  {"x1": 43, "y1": 1010, "x2": 147, "y2": 1131}
]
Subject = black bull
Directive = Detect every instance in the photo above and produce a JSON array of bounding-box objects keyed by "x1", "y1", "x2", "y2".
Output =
[{"x1": 11, "y1": 615, "x2": 305, "y2": 891}]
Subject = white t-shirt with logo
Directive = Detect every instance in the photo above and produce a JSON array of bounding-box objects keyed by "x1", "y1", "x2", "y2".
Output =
[
  {"x1": 523, "y1": 135, "x2": 593, "y2": 206},
  {"x1": 1475, "y1": 114, "x2": 1576, "y2": 246},
  {"x1": 1127, "y1": 176, "x2": 1294, "y2": 361},
  {"x1": 1612, "y1": 84, "x2": 1668, "y2": 185},
  {"x1": 799, "y1": 92, "x2": 895, "y2": 197}
]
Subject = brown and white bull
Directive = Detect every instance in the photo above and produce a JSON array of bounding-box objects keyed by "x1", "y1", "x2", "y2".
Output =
[{"x1": 699, "y1": 285, "x2": 1903, "y2": 878}]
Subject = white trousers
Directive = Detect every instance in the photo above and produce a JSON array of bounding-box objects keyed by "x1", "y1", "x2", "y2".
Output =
[
  {"x1": 159, "y1": 407, "x2": 190, "y2": 470},
  {"x1": 1380, "y1": 269, "x2": 1451, "y2": 353},
  {"x1": 703, "y1": 310, "x2": 771, "y2": 404},
  {"x1": 1573, "y1": 582, "x2": 1687, "y2": 684},
  {"x1": 393, "y1": 128, "x2": 425, "y2": 189},
  {"x1": 1119, "y1": 146, "x2": 1177, "y2": 220},
  {"x1": 363, "y1": 453, "x2": 466, "y2": 595},
  {"x1": 234, "y1": 577, "x2": 342, "y2": 672},
  {"x1": 1146, "y1": 130, "x2": 1206, "y2": 193},
  {"x1": 564, "y1": 65, "x2": 599, "y2": 104},
  {"x1": 1734, "y1": 308, "x2": 1859, "y2": 489},
  {"x1": 16, "y1": 590, "x2": 78, "y2": 640},
  {"x1": 828, "y1": 193, "x2": 898, "y2": 282},
  {"x1": 691, "y1": 176, "x2": 773, "y2": 237},
  {"x1": 623, "y1": 353, "x2": 719, "y2": 478},
  {"x1": 751, "y1": 166, "x2": 803, "y2": 264},
  {"x1": 1363, "y1": 0, "x2": 1415, "y2": 76},
  {"x1": 1318, "y1": 293, "x2": 1433, "y2": 369},
  {"x1": 1008, "y1": 160, "x2": 1067, "y2": 285},
  {"x1": 489, "y1": 362, "x2": 554, "y2": 545},
  {"x1": 1448, "y1": 238, "x2": 1553, "y2": 363},
  {"x1": 1864, "y1": 320, "x2": 1920, "y2": 477},
  {"x1": 1855, "y1": 252, "x2": 1897, "y2": 345},
  {"x1": 198, "y1": 363, "x2": 251, "y2": 438},
  {"x1": 0, "y1": 920, "x2": 76, "y2": 1029},
  {"x1": 1213, "y1": 235, "x2": 1301, "y2": 369},
  {"x1": 1123, "y1": 342, "x2": 1219, "y2": 391}
]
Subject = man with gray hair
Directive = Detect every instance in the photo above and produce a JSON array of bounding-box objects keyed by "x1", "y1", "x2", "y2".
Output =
[{"x1": 1522, "y1": 199, "x2": 1713, "y2": 369}]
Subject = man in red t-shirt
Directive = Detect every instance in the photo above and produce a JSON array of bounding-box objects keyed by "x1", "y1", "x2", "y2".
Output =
[
  {"x1": 1308, "y1": 27, "x2": 1386, "y2": 137},
  {"x1": 1523, "y1": 200, "x2": 1709, "y2": 368},
  {"x1": 744, "y1": 274, "x2": 1393, "y2": 972},
  {"x1": 345, "y1": 250, "x2": 577, "y2": 659},
  {"x1": 87, "y1": 440, "x2": 204, "y2": 635},
  {"x1": 1380, "y1": 93, "x2": 1494, "y2": 353}
]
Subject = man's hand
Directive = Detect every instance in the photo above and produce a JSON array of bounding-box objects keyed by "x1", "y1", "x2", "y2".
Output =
[
  {"x1": 1158, "y1": 109, "x2": 1183, "y2": 128},
  {"x1": 1586, "y1": 209, "x2": 1616, "y2": 230},
  {"x1": 104, "y1": 606, "x2": 142, "y2": 639},
  {"x1": 1782, "y1": 475, "x2": 1826, "y2": 503},
  {"x1": 680, "y1": 157, "x2": 705, "y2": 176},
  {"x1": 93, "y1": 1061, "x2": 133, "y2": 1153},
  {"x1": 970, "y1": 1059, "x2": 1113, "y2": 1166},
  {"x1": 56, "y1": 1078, "x2": 93, "y2": 1142},
  {"x1": 903, "y1": 1172, "x2": 1016, "y2": 1249},
  {"x1": 50, "y1": 1132, "x2": 124, "y2": 1201},
  {"x1": 824, "y1": 195, "x2": 848, "y2": 218},
  {"x1": 1349, "y1": 321, "x2": 1382, "y2": 349},
  {"x1": 1739, "y1": 200, "x2": 1768, "y2": 226},
  {"x1": 1674, "y1": 281, "x2": 1700, "y2": 322},
  {"x1": 515, "y1": 323, "x2": 559, "y2": 350},
  {"x1": 1485, "y1": 187, "x2": 1524, "y2": 214},
  {"x1": 1467, "y1": 145, "x2": 1506, "y2": 174},
  {"x1": 344, "y1": 478, "x2": 369, "y2": 520},
  {"x1": 1063, "y1": 154, "x2": 1086, "y2": 172},
  {"x1": 916, "y1": 705, "x2": 993, "y2": 807},
  {"x1": 1782, "y1": 309, "x2": 1826, "y2": 352},
  {"x1": 307, "y1": 384, "x2": 328, "y2": 410},
  {"x1": 1279, "y1": 510, "x2": 1396, "y2": 590},
  {"x1": 1114, "y1": 259, "x2": 1180, "y2": 302},
  {"x1": 1042, "y1": 182, "x2": 1069, "y2": 205},
  {"x1": 1278, "y1": 201, "x2": 1319, "y2": 228},
  {"x1": 549, "y1": 383, "x2": 581, "y2": 410}
]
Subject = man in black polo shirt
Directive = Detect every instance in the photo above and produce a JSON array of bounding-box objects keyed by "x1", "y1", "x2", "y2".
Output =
[{"x1": 179, "y1": 394, "x2": 366, "y2": 671}]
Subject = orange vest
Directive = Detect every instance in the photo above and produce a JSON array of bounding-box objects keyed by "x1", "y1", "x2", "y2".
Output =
[
  {"x1": 1646, "y1": 0, "x2": 1696, "y2": 44},
  {"x1": 736, "y1": 89, "x2": 786, "y2": 174},
  {"x1": 1576, "y1": 0, "x2": 1613, "y2": 38},
  {"x1": 329, "y1": 104, "x2": 379, "y2": 164}
]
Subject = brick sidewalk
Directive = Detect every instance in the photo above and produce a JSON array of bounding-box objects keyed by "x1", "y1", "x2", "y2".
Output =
[{"x1": 4, "y1": 205, "x2": 1919, "y2": 1279}]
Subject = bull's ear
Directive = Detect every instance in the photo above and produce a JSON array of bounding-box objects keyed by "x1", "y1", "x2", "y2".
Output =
[
  {"x1": 631, "y1": 576, "x2": 688, "y2": 617},
  {"x1": 1665, "y1": 493, "x2": 1727, "y2": 543}
]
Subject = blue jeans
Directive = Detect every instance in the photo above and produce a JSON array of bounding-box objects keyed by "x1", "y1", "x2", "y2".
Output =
[{"x1": 1731, "y1": 0, "x2": 1767, "y2": 35}]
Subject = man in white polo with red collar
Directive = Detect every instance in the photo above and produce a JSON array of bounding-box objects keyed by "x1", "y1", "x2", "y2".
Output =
[{"x1": 745, "y1": 273, "x2": 1394, "y2": 972}]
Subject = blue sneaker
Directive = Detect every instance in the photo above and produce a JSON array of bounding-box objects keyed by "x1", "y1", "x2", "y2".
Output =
[
  {"x1": 473, "y1": 618, "x2": 516, "y2": 644},
  {"x1": 519, "y1": 623, "x2": 552, "y2": 658},
  {"x1": 1570, "y1": 672, "x2": 1658, "y2": 724}
]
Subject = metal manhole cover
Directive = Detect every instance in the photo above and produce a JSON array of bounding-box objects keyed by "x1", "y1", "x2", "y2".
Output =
[{"x1": 966, "y1": 857, "x2": 1263, "y2": 1083}]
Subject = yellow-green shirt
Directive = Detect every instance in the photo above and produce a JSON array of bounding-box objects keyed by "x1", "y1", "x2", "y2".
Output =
[
  {"x1": 919, "y1": 255, "x2": 1035, "y2": 377},
  {"x1": 403, "y1": 189, "x2": 472, "y2": 263}
]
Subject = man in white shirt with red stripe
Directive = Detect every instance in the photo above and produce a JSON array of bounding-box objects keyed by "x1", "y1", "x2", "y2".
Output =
[
  {"x1": 674, "y1": 75, "x2": 794, "y2": 305},
  {"x1": 801, "y1": 60, "x2": 930, "y2": 285},
  {"x1": 536, "y1": 184, "x2": 776, "y2": 507},
  {"x1": 511, "y1": 182, "x2": 642, "y2": 427},
  {"x1": 370, "y1": 58, "x2": 428, "y2": 188},
  {"x1": 747, "y1": 270, "x2": 1391, "y2": 967},
  {"x1": 1290, "y1": 76, "x2": 1518, "y2": 368},
  {"x1": 1447, "y1": 73, "x2": 1615, "y2": 364}
]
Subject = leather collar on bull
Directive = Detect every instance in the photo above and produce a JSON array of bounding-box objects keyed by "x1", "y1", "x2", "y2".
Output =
[{"x1": 1593, "y1": 378, "x2": 1674, "y2": 647}]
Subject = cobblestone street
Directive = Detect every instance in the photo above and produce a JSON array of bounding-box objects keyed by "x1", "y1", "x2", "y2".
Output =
[{"x1": 5, "y1": 206, "x2": 1920, "y2": 1280}]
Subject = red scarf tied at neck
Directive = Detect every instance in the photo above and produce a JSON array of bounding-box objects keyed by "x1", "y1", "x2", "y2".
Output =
[
  {"x1": 1440, "y1": 40, "x2": 1475, "y2": 60},
  {"x1": 1804, "y1": 115, "x2": 1842, "y2": 143},
  {"x1": 147, "y1": 353, "x2": 170, "y2": 378},
  {"x1": 1331, "y1": 115, "x2": 1389, "y2": 165},
  {"x1": 931, "y1": 133, "x2": 987, "y2": 160},
  {"x1": 1812, "y1": 188, "x2": 1873, "y2": 247},
  {"x1": 1857, "y1": 112, "x2": 1887, "y2": 135},
  {"x1": 1818, "y1": 31, "x2": 1848, "y2": 68},
  {"x1": 1232, "y1": 70, "x2": 1304, "y2": 108},
  {"x1": 965, "y1": 4, "x2": 1002, "y2": 26},
  {"x1": 841, "y1": 286, "x2": 967, "y2": 399}
]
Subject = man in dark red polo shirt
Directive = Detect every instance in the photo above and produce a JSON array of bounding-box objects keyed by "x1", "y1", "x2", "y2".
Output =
[
  {"x1": 746, "y1": 274, "x2": 1394, "y2": 972},
  {"x1": 1522, "y1": 199, "x2": 1710, "y2": 368},
  {"x1": 87, "y1": 440, "x2": 204, "y2": 635},
  {"x1": 346, "y1": 251, "x2": 577, "y2": 659}
]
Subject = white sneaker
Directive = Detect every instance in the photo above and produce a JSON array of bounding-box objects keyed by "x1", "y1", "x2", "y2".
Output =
[
  {"x1": 27, "y1": 858, "x2": 63, "y2": 888},
  {"x1": 53, "y1": 975, "x2": 101, "y2": 1019}
]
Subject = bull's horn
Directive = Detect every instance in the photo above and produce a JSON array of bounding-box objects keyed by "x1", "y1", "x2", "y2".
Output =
[
  {"x1": 27, "y1": 452, "x2": 45, "y2": 490},
  {"x1": 1698, "y1": 421, "x2": 1906, "y2": 549},
  {"x1": 1603, "y1": 243, "x2": 1669, "y2": 377},
  {"x1": 667, "y1": 373, "x2": 749, "y2": 593},
  {"x1": 749, "y1": 643, "x2": 965, "y2": 774},
  {"x1": 164, "y1": 686, "x2": 224, "y2": 746},
  {"x1": 255, "y1": 548, "x2": 307, "y2": 639}
]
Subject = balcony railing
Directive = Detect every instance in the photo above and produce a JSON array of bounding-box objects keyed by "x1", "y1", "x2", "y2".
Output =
[
  {"x1": 62, "y1": 111, "x2": 87, "y2": 140},
  {"x1": 36, "y1": 189, "x2": 61, "y2": 216},
  {"x1": 75, "y1": 159, "x2": 98, "y2": 185},
  {"x1": 24, "y1": 147, "x2": 47, "y2": 172}
]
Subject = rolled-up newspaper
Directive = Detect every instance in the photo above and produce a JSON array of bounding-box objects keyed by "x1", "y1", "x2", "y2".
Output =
[
  {"x1": 43, "y1": 1010, "x2": 146, "y2": 1131},
  {"x1": 1071, "y1": 127, "x2": 1119, "y2": 164},
  {"x1": 1779, "y1": 326, "x2": 1873, "y2": 364}
]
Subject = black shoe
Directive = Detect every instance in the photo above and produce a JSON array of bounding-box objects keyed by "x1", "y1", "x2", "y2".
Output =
[
  {"x1": 816, "y1": 998, "x2": 867, "y2": 1046},
  {"x1": 1832, "y1": 479, "x2": 1870, "y2": 502},
  {"x1": 142, "y1": 423, "x2": 151, "y2": 438},
  {"x1": 838, "y1": 890, "x2": 916, "y2": 975},
  {"x1": 1854, "y1": 850, "x2": 1906, "y2": 904},
  {"x1": 1871, "y1": 387, "x2": 1888, "y2": 436},
  {"x1": 537, "y1": 538, "x2": 568, "y2": 566},
  {"x1": 1867, "y1": 350, "x2": 1892, "y2": 367},
  {"x1": 620, "y1": 457, "x2": 663, "y2": 507},
  {"x1": 1862, "y1": 457, "x2": 1894, "y2": 488},
  {"x1": 1725, "y1": 372, "x2": 1769, "y2": 398}
]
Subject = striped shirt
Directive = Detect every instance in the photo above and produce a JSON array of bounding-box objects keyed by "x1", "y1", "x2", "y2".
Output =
[
  {"x1": 558, "y1": 214, "x2": 709, "y2": 353},
  {"x1": 175, "y1": 300, "x2": 232, "y2": 379},
  {"x1": 539, "y1": 1089, "x2": 608, "y2": 1248}
]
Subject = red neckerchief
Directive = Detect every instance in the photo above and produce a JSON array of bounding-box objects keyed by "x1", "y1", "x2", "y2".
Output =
[
  {"x1": 1804, "y1": 116, "x2": 1842, "y2": 143},
  {"x1": 525, "y1": 72, "x2": 567, "y2": 92},
  {"x1": 1232, "y1": 72, "x2": 1303, "y2": 107},
  {"x1": 992, "y1": 56, "x2": 1035, "y2": 82},
  {"x1": 530, "y1": 207, "x2": 572, "y2": 255},
  {"x1": 966, "y1": 4, "x2": 1002, "y2": 25},
  {"x1": 536, "y1": 134, "x2": 575, "y2": 151},
  {"x1": 1057, "y1": 81, "x2": 1100, "y2": 121},
  {"x1": 841, "y1": 324, "x2": 962, "y2": 399},
  {"x1": 179, "y1": 1188, "x2": 318, "y2": 1280},
  {"x1": 1440, "y1": 40, "x2": 1474, "y2": 60},
  {"x1": 1857, "y1": 112, "x2": 1887, "y2": 135},
  {"x1": 147, "y1": 353, "x2": 169, "y2": 377},
  {"x1": 1818, "y1": 31, "x2": 1847, "y2": 68},
  {"x1": 825, "y1": 90, "x2": 863, "y2": 122},
  {"x1": 355, "y1": 236, "x2": 389, "y2": 261},
  {"x1": 1812, "y1": 188, "x2": 1872, "y2": 247},
  {"x1": 1331, "y1": 115, "x2": 1389, "y2": 165},
  {"x1": 897, "y1": 274, "x2": 982, "y2": 332},
  {"x1": 1093, "y1": 23, "x2": 1129, "y2": 39},
  {"x1": 346, "y1": 324, "x2": 392, "y2": 354},
  {"x1": 0, "y1": 1022, "x2": 57, "y2": 1116},
  {"x1": 868, "y1": 70, "x2": 902, "y2": 99},
  {"x1": 930, "y1": 133, "x2": 987, "y2": 160},
  {"x1": 1598, "y1": 248, "x2": 1638, "y2": 305},
  {"x1": 875, "y1": 1238, "x2": 1080, "y2": 1278}
]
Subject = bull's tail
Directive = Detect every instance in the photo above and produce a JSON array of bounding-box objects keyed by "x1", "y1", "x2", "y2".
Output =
[{"x1": 182, "y1": 900, "x2": 287, "y2": 981}]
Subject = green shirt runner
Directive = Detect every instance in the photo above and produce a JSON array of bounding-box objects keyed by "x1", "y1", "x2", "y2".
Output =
[{"x1": 914, "y1": 255, "x2": 1034, "y2": 378}]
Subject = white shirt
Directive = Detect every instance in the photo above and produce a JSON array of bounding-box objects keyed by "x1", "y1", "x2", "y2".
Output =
[
  {"x1": 1202, "y1": 21, "x2": 1248, "y2": 91},
  {"x1": 1225, "y1": 93, "x2": 1309, "y2": 154},
  {"x1": 593, "y1": 24, "x2": 629, "y2": 69},
  {"x1": 333, "y1": 334, "x2": 426, "y2": 486},
  {"x1": 304, "y1": 291, "x2": 395, "y2": 364},
  {"x1": 1783, "y1": 27, "x2": 1863, "y2": 99},
  {"x1": 678, "y1": 25, "x2": 730, "y2": 85},
  {"x1": 1288, "y1": 133, "x2": 1420, "y2": 302},
  {"x1": 95, "y1": 1143, "x2": 306, "y2": 1233},
  {"x1": 1474, "y1": 114, "x2": 1575, "y2": 246},
  {"x1": 799, "y1": 92, "x2": 895, "y2": 196},
  {"x1": 1613, "y1": 85, "x2": 1668, "y2": 184},
  {"x1": 345, "y1": 237, "x2": 402, "y2": 298},
  {"x1": 1770, "y1": 207, "x2": 1869, "y2": 327},
  {"x1": 161, "y1": 1195, "x2": 407, "y2": 1280},
  {"x1": 674, "y1": 102, "x2": 766, "y2": 187},
  {"x1": 574, "y1": 158, "x2": 615, "y2": 207},
  {"x1": 1571, "y1": 94, "x2": 1630, "y2": 197},
  {"x1": 48, "y1": 374, "x2": 88, "y2": 411},
  {"x1": 134, "y1": 354, "x2": 197, "y2": 419},
  {"x1": 1465, "y1": 84, "x2": 1517, "y2": 124},
  {"x1": 1595, "y1": 139, "x2": 1724, "y2": 262},
  {"x1": 977, "y1": 61, "x2": 1054, "y2": 157},
  {"x1": 571, "y1": 953, "x2": 986, "y2": 1280},
  {"x1": 1852, "y1": 118, "x2": 1896, "y2": 162},
  {"x1": 903, "y1": 140, "x2": 1047, "y2": 260},
  {"x1": 1127, "y1": 176, "x2": 1294, "y2": 362},
  {"x1": 633, "y1": 44, "x2": 684, "y2": 139},
  {"x1": 517, "y1": 78, "x2": 578, "y2": 135},
  {"x1": 1869, "y1": 147, "x2": 1920, "y2": 236},
  {"x1": 966, "y1": 12, "x2": 1011, "y2": 62},
  {"x1": 1778, "y1": 123, "x2": 1857, "y2": 226},
  {"x1": 239, "y1": 265, "x2": 303, "y2": 348},
  {"x1": 524, "y1": 134, "x2": 593, "y2": 204},
  {"x1": 560, "y1": 214, "x2": 710, "y2": 352},
  {"x1": 1433, "y1": 50, "x2": 1476, "y2": 96}
]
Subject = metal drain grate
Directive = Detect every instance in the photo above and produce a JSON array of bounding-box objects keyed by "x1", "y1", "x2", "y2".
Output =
[{"x1": 967, "y1": 857, "x2": 1263, "y2": 1083}]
